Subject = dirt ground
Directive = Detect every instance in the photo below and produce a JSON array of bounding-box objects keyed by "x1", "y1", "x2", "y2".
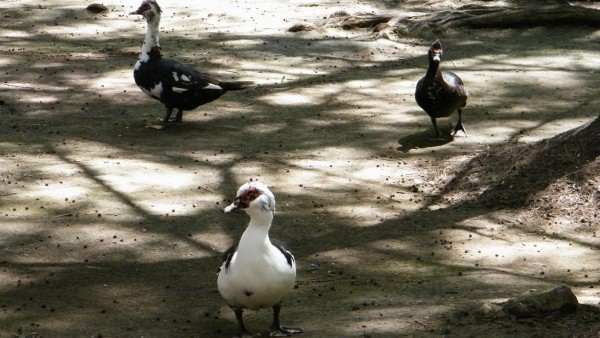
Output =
[{"x1": 1, "y1": 0, "x2": 599, "y2": 337}]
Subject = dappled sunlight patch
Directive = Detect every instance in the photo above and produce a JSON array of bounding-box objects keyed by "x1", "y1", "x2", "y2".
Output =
[
  {"x1": 89, "y1": 158, "x2": 197, "y2": 192},
  {"x1": 136, "y1": 200, "x2": 192, "y2": 216},
  {"x1": 228, "y1": 160, "x2": 278, "y2": 182},
  {"x1": 4, "y1": 82, "x2": 70, "y2": 93},
  {"x1": 326, "y1": 205, "x2": 398, "y2": 228},
  {"x1": 290, "y1": 146, "x2": 404, "y2": 169},
  {"x1": 432, "y1": 217, "x2": 600, "y2": 285},
  {"x1": 0, "y1": 221, "x2": 40, "y2": 237},
  {"x1": 44, "y1": 22, "x2": 134, "y2": 39},
  {"x1": 258, "y1": 81, "x2": 343, "y2": 108},
  {"x1": 369, "y1": 239, "x2": 415, "y2": 252},
  {"x1": 352, "y1": 162, "x2": 404, "y2": 182},
  {"x1": 21, "y1": 95, "x2": 59, "y2": 105},
  {"x1": 577, "y1": 288, "x2": 600, "y2": 306},
  {"x1": 49, "y1": 223, "x2": 215, "y2": 263},
  {"x1": 342, "y1": 310, "x2": 419, "y2": 335},
  {"x1": 0, "y1": 29, "x2": 32, "y2": 38},
  {"x1": 518, "y1": 117, "x2": 597, "y2": 142},
  {"x1": 235, "y1": 60, "x2": 323, "y2": 85},
  {"x1": 91, "y1": 69, "x2": 135, "y2": 95},
  {"x1": 335, "y1": 292, "x2": 458, "y2": 336},
  {"x1": 300, "y1": 118, "x2": 348, "y2": 129},
  {"x1": 226, "y1": 39, "x2": 267, "y2": 48},
  {"x1": 278, "y1": 166, "x2": 342, "y2": 191},
  {"x1": 30, "y1": 183, "x2": 89, "y2": 204},
  {"x1": 317, "y1": 247, "x2": 365, "y2": 266},
  {"x1": 241, "y1": 122, "x2": 287, "y2": 134},
  {"x1": 344, "y1": 79, "x2": 381, "y2": 92},
  {"x1": 261, "y1": 92, "x2": 320, "y2": 106}
]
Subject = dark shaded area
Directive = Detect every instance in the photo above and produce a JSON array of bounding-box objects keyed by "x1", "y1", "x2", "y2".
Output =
[{"x1": 437, "y1": 114, "x2": 600, "y2": 223}]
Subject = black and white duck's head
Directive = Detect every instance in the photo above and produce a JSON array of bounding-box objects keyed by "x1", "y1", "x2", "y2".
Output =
[
  {"x1": 224, "y1": 182, "x2": 276, "y2": 217},
  {"x1": 130, "y1": 0, "x2": 162, "y2": 24},
  {"x1": 429, "y1": 40, "x2": 443, "y2": 63}
]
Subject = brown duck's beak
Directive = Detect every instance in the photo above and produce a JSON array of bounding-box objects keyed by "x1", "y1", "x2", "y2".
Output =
[{"x1": 431, "y1": 48, "x2": 442, "y2": 62}]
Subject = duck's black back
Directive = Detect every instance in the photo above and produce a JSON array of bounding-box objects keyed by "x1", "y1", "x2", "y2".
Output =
[{"x1": 134, "y1": 57, "x2": 227, "y2": 111}]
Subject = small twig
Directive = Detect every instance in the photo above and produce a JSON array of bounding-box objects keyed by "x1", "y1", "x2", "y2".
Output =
[
  {"x1": 0, "y1": 193, "x2": 17, "y2": 197},
  {"x1": 379, "y1": 192, "x2": 404, "y2": 203},
  {"x1": 414, "y1": 320, "x2": 428, "y2": 327},
  {"x1": 198, "y1": 185, "x2": 214, "y2": 193},
  {"x1": 54, "y1": 213, "x2": 76, "y2": 218},
  {"x1": 298, "y1": 275, "x2": 346, "y2": 283}
]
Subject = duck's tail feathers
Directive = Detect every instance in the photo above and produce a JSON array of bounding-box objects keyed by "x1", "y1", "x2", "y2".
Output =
[{"x1": 220, "y1": 81, "x2": 253, "y2": 91}]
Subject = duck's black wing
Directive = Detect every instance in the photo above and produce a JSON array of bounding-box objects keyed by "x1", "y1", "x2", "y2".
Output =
[
  {"x1": 219, "y1": 243, "x2": 238, "y2": 273},
  {"x1": 155, "y1": 58, "x2": 225, "y2": 91},
  {"x1": 271, "y1": 239, "x2": 295, "y2": 268}
]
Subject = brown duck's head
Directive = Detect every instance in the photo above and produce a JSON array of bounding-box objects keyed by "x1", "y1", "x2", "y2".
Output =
[{"x1": 429, "y1": 40, "x2": 443, "y2": 63}]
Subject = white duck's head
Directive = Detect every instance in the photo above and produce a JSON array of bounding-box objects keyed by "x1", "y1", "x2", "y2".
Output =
[
  {"x1": 224, "y1": 182, "x2": 276, "y2": 217},
  {"x1": 130, "y1": 0, "x2": 162, "y2": 25}
]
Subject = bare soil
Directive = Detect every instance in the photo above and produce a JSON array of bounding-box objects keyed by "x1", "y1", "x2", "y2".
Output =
[{"x1": 0, "y1": 1, "x2": 599, "y2": 337}]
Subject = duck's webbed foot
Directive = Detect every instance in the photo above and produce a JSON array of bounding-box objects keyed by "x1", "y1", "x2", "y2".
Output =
[
  {"x1": 146, "y1": 107, "x2": 181, "y2": 129},
  {"x1": 270, "y1": 305, "x2": 302, "y2": 337},
  {"x1": 451, "y1": 122, "x2": 467, "y2": 137},
  {"x1": 269, "y1": 327, "x2": 302, "y2": 337},
  {"x1": 451, "y1": 109, "x2": 467, "y2": 137}
]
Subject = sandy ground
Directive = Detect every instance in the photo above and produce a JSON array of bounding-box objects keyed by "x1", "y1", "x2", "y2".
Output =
[{"x1": 1, "y1": 0, "x2": 599, "y2": 337}]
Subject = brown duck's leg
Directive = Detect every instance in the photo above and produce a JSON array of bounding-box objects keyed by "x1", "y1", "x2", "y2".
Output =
[
  {"x1": 270, "y1": 304, "x2": 302, "y2": 337},
  {"x1": 451, "y1": 109, "x2": 467, "y2": 136},
  {"x1": 430, "y1": 116, "x2": 444, "y2": 139}
]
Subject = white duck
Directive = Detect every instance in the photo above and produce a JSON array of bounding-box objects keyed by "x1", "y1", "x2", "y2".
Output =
[{"x1": 218, "y1": 182, "x2": 302, "y2": 337}]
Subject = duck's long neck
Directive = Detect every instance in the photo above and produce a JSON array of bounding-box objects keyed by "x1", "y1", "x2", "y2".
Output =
[
  {"x1": 139, "y1": 18, "x2": 161, "y2": 62},
  {"x1": 238, "y1": 212, "x2": 274, "y2": 253},
  {"x1": 426, "y1": 60, "x2": 440, "y2": 79}
]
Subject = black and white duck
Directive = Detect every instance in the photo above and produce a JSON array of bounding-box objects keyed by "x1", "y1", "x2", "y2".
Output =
[
  {"x1": 218, "y1": 182, "x2": 302, "y2": 338},
  {"x1": 130, "y1": 0, "x2": 252, "y2": 129},
  {"x1": 415, "y1": 40, "x2": 468, "y2": 138}
]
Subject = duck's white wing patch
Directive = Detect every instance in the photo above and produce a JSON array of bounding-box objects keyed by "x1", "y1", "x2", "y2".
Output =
[
  {"x1": 150, "y1": 82, "x2": 163, "y2": 98},
  {"x1": 172, "y1": 87, "x2": 188, "y2": 93},
  {"x1": 134, "y1": 60, "x2": 143, "y2": 71},
  {"x1": 204, "y1": 83, "x2": 223, "y2": 90}
]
